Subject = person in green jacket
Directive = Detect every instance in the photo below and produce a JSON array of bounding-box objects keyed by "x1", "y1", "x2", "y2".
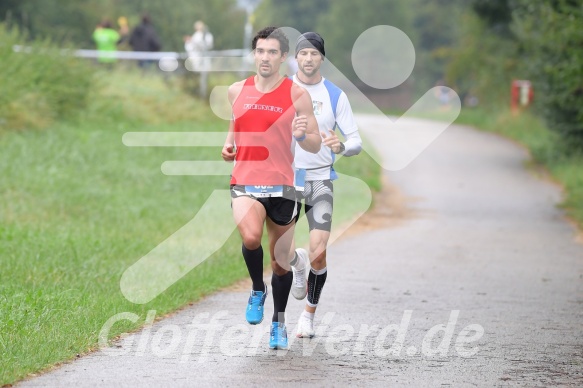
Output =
[{"x1": 92, "y1": 19, "x2": 121, "y2": 64}]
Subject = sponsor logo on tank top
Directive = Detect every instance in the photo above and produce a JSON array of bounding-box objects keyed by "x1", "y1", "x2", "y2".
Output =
[{"x1": 243, "y1": 104, "x2": 283, "y2": 113}]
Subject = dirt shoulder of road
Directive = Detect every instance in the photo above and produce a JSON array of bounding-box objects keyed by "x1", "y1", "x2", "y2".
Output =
[{"x1": 342, "y1": 175, "x2": 418, "y2": 237}]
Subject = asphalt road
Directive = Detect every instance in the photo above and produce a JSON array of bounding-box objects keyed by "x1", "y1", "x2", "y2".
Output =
[{"x1": 18, "y1": 116, "x2": 583, "y2": 387}]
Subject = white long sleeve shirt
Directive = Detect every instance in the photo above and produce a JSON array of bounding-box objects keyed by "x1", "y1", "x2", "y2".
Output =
[{"x1": 292, "y1": 75, "x2": 362, "y2": 181}]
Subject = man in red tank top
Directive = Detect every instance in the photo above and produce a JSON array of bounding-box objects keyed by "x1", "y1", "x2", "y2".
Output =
[{"x1": 221, "y1": 26, "x2": 320, "y2": 349}]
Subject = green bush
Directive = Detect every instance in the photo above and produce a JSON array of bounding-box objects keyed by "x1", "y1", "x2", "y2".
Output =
[
  {"x1": 0, "y1": 25, "x2": 95, "y2": 131},
  {"x1": 513, "y1": 0, "x2": 583, "y2": 152},
  {"x1": 445, "y1": 10, "x2": 519, "y2": 106}
]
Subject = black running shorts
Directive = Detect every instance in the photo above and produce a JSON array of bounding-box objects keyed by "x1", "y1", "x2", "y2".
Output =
[{"x1": 230, "y1": 184, "x2": 300, "y2": 226}]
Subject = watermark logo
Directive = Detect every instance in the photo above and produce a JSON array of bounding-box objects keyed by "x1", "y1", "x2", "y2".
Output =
[
  {"x1": 99, "y1": 310, "x2": 483, "y2": 360},
  {"x1": 119, "y1": 26, "x2": 461, "y2": 304}
]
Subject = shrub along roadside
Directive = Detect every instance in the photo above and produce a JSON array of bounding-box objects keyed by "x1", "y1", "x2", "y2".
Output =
[{"x1": 0, "y1": 25, "x2": 95, "y2": 131}]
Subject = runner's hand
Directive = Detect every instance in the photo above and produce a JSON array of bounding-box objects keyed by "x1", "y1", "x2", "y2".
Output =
[
  {"x1": 222, "y1": 143, "x2": 236, "y2": 161},
  {"x1": 292, "y1": 115, "x2": 307, "y2": 140},
  {"x1": 321, "y1": 129, "x2": 341, "y2": 153}
]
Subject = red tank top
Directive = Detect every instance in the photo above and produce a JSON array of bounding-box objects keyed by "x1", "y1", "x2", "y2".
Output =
[{"x1": 230, "y1": 76, "x2": 296, "y2": 186}]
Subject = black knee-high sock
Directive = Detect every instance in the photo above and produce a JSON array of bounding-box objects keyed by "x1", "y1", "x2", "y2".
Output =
[
  {"x1": 271, "y1": 271, "x2": 292, "y2": 323},
  {"x1": 307, "y1": 267, "x2": 327, "y2": 307},
  {"x1": 242, "y1": 244, "x2": 264, "y2": 291}
]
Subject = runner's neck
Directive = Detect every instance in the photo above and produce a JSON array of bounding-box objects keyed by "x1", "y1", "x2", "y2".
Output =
[
  {"x1": 295, "y1": 72, "x2": 322, "y2": 86},
  {"x1": 254, "y1": 74, "x2": 285, "y2": 93}
]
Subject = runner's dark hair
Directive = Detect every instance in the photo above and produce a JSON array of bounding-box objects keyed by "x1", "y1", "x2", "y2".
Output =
[{"x1": 252, "y1": 26, "x2": 289, "y2": 54}]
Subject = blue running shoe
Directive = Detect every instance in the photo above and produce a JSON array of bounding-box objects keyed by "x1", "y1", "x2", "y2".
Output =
[
  {"x1": 269, "y1": 322, "x2": 288, "y2": 349},
  {"x1": 246, "y1": 283, "x2": 267, "y2": 325}
]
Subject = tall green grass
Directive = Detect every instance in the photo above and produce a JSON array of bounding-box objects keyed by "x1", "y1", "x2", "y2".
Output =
[
  {"x1": 0, "y1": 37, "x2": 381, "y2": 383},
  {"x1": 0, "y1": 86, "x2": 246, "y2": 385},
  {"x1": 0, "y1": 26, "x2": 95, "y2": 131}
]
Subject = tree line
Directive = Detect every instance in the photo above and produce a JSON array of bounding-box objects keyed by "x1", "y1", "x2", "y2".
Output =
[
  {"x1": 447, "y1": 0, "x2": 583, "y2": 151},
  {"x1": 1, "y1": 0, "x2": 465, "y2": 90},
  {"x1": 257, "y1": 0, "x2": 582, "y2": 150},
  {"x1": 0, "y1": 0, "x2": 247, "y2": 51},
  {"x1": 3, "y1": 0, "x2": 580, "y2": 150}
]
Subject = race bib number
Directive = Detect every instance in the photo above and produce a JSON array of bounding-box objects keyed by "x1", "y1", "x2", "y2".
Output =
[{"x1": 244, "y1": 185, "x2": 284, "y2": 198}]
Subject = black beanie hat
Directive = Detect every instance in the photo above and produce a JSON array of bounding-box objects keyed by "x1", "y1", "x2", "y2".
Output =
[{"x1": 295, "y1": 32, "x2": 325, "y2": 57}]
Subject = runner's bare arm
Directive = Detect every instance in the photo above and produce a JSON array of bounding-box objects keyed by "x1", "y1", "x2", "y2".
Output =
[
  {"x1": 222, "y1": 82, "x2": 244, "y2": 162},
  {"x1": 222, "y1": 119, "x2": 236, "y2": 162},
  {"x1": 291, "y1": 84, "x2": 321, "y2": 154}
]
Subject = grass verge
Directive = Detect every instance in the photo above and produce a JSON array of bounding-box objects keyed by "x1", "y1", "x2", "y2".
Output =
[{"x1": 0, "y1": 68, "x2": 381, "y2": 385}]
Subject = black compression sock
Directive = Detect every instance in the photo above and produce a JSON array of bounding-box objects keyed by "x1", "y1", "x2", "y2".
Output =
[
  {"x1": 307, "y1": 267, "x2": 327, "y2": 307},
  {"x1": 242, "y1": 244, "x2": 265, "y2": 291},
  {"x1": 271, "y1": 271, "x2": 292, "y2": 323}
]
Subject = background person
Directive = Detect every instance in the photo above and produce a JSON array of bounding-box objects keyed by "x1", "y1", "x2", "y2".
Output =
[
  {"x1": 92, "y1": 19, "x2": 121, "y2": 64},
  {"x1": 184, "y1": 20, "x2": 214, "y2": 72},
  {"x1": 129, "y1": 13, "x2": 162, "y2": 68},
  {"x1": 184, "y1": 20, "x2": 213, "y2": 55}
]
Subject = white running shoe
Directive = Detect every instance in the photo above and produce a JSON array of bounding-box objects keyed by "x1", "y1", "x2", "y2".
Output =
[
  {"x1": 291, "y1": 248, "x2": 309, "y2": 300},
  {"x1": 296, "y1": 312, "x2": 315, "y2": 338}
]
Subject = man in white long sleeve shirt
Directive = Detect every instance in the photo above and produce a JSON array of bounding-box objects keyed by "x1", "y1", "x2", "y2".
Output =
[
  {"x1": 184, "y1": 21, "x2": 213, "y2": 71},
  {"x1": 289, "y1": 32, "x2": 362, "y2": 338}
]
